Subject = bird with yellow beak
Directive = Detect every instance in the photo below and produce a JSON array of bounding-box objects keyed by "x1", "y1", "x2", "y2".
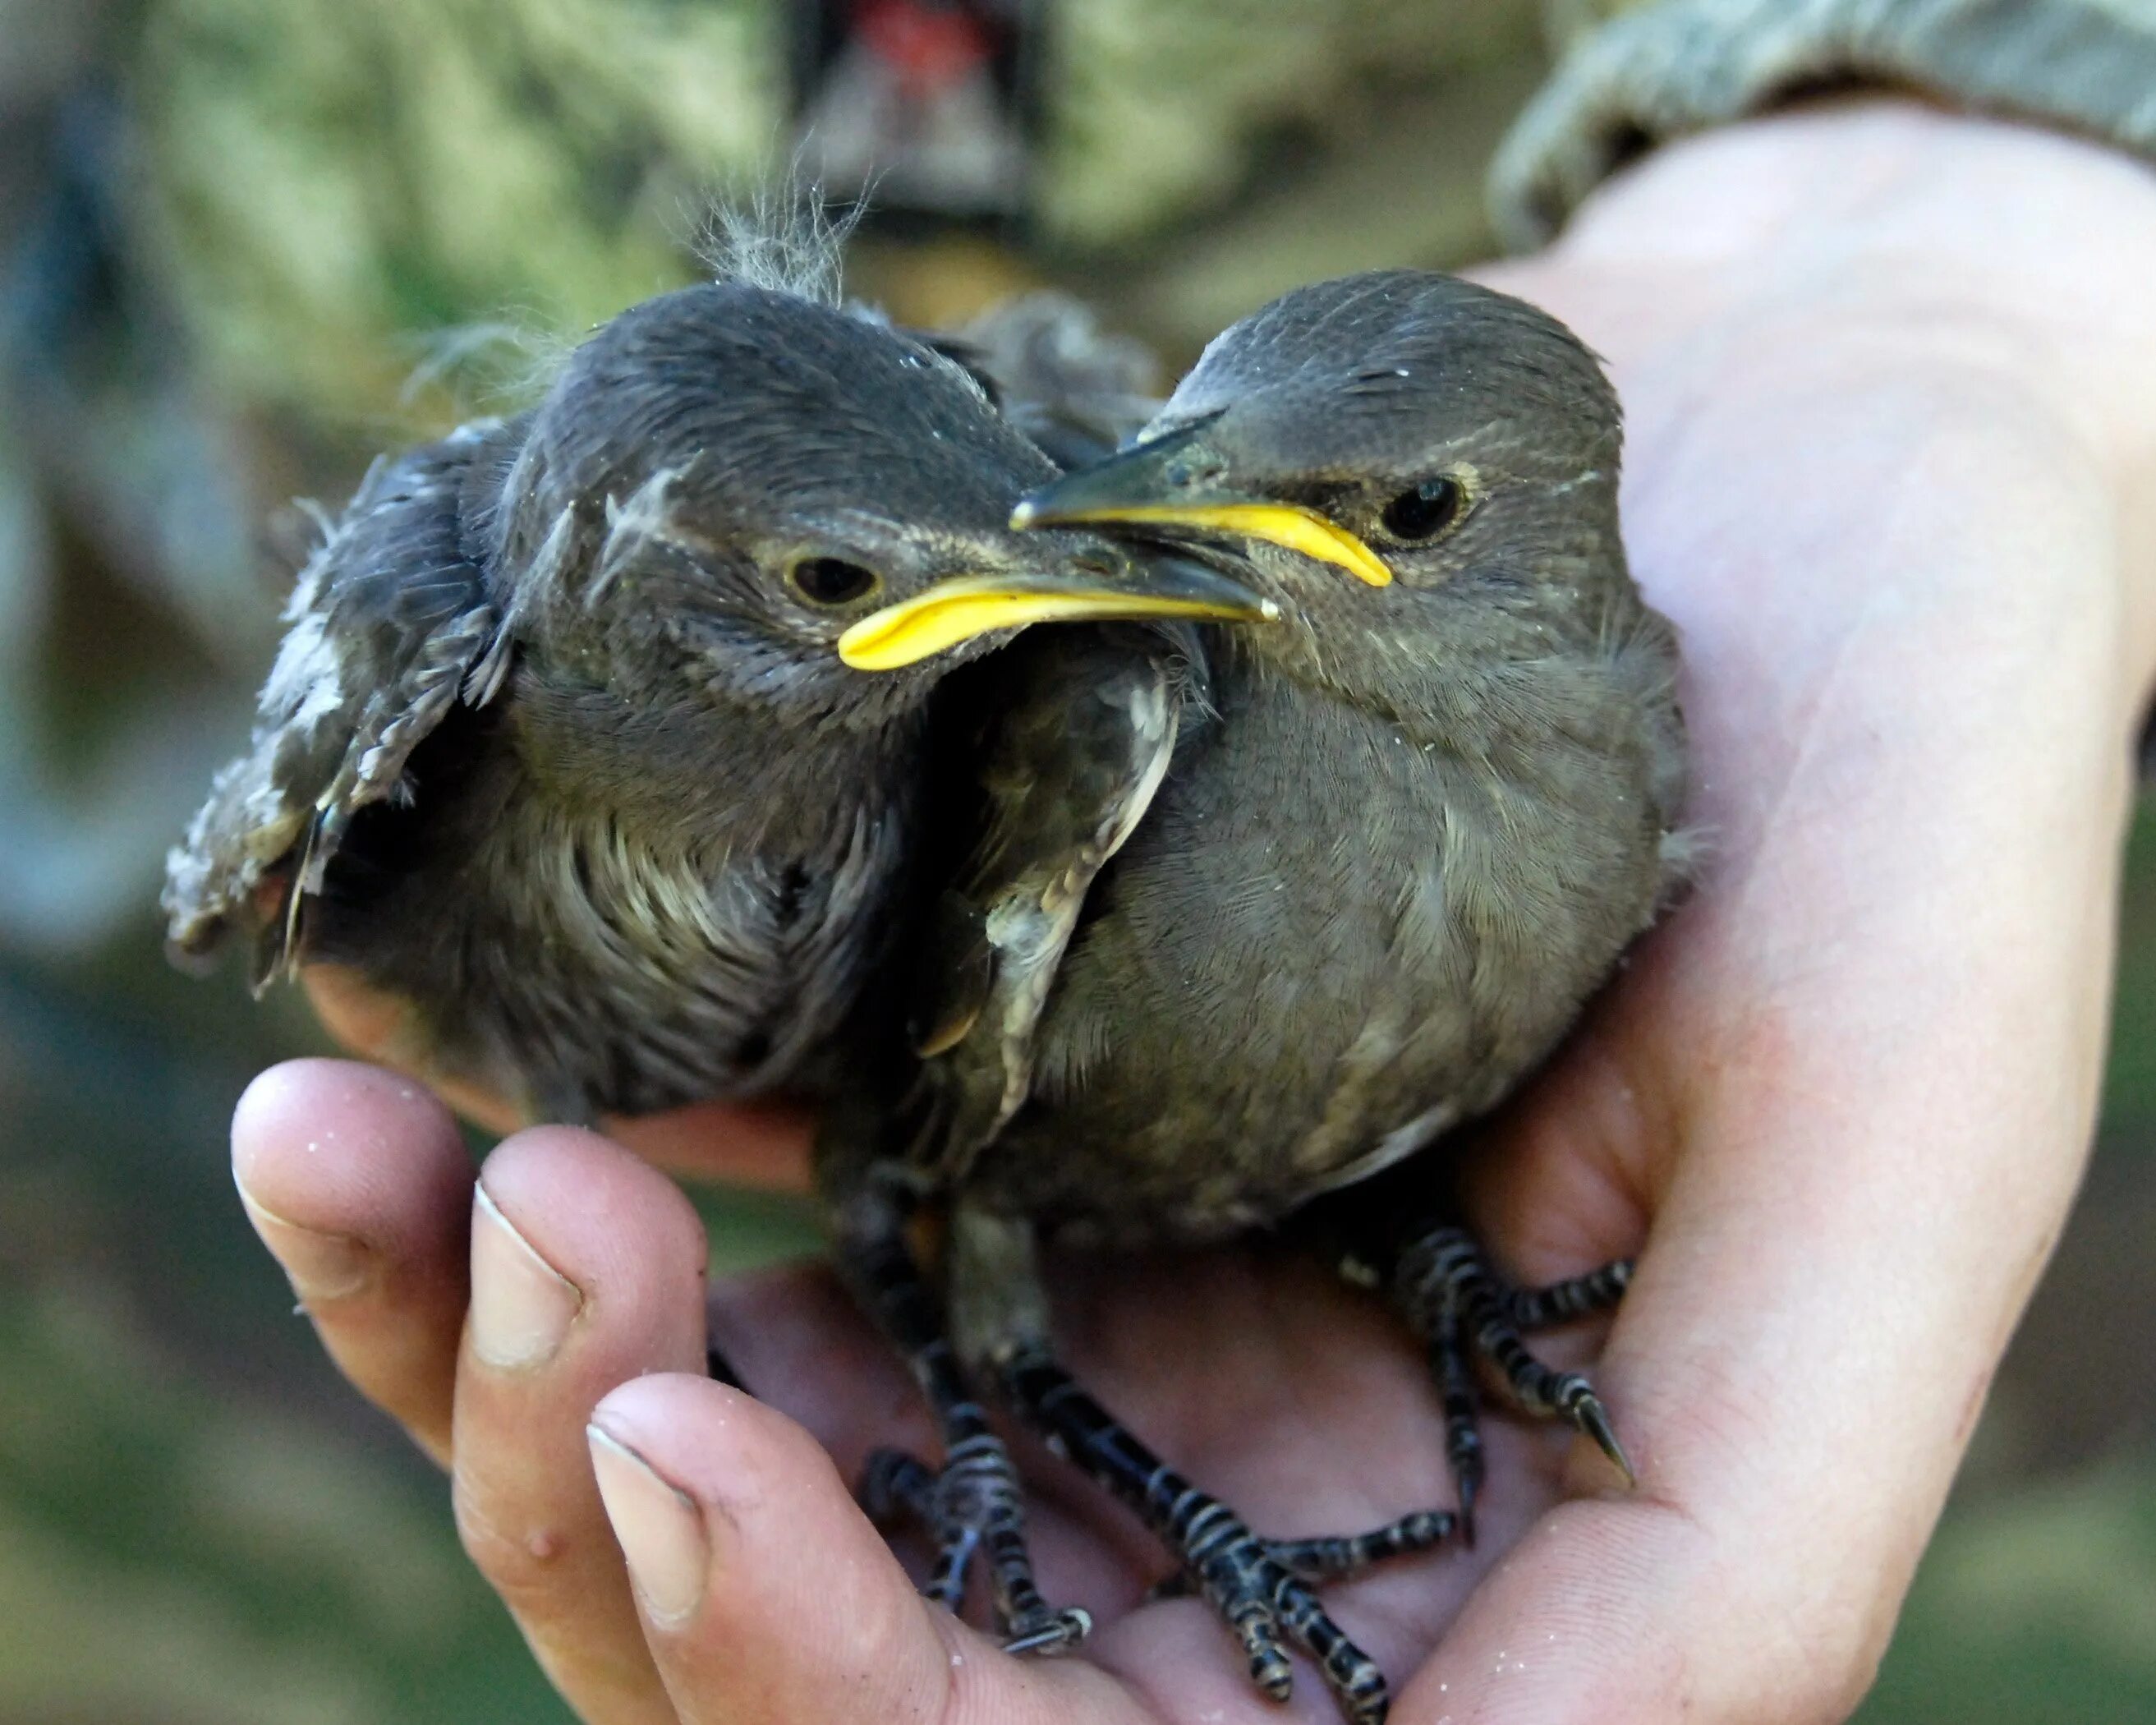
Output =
[
  {"x1": 165, "y1": 251, "x2": 1294, "y2": 1659},
  {"x1": 859, "y1": 269, "x2": 1689, "y2": 1724}
]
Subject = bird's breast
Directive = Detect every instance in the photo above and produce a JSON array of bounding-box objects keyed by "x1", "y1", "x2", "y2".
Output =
[
  {"x1": 333, "y1": 744, "x2": 916, "y2": 1121},
  {"x1": 982, "y1": 657, "x2": 1671, "y2": 1240}
]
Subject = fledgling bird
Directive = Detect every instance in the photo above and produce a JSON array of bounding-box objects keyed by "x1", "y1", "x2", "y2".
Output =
[
  {"x1": 880, "y1": 269, "x2": 1688, "y2": 1723},
  {"x1": 163, "y1": 245, "x2": 1290, "y2": 1660},
  {"x1": 163, "y1": 264, "x2": 1270, "y2": 1128}
]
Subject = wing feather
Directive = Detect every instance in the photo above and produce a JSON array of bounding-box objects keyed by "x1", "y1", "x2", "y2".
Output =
[
  {"x1": 913, "y1": 624, "x2": 1202, "y2": 1180},
  {"x1": 163, "y1": 419, "x2": 516, "y2": 988}
]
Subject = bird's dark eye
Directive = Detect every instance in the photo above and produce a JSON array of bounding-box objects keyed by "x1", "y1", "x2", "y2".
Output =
[
  {"x1": 1380, "y1": 477, "x2": 1463, "y2": 541},
  {"x1": 788, "y1": 557, "x2": 881, "y2": 606}
]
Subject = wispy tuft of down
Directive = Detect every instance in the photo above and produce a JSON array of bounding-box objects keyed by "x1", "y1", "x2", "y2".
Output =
[
  {"x1": 394, "y1": 176, "x2": 866, "y2": 419},
  {"x1": 398, "y1": 315, "x2": 579, "y2": 417},
  {"x1": 692, "y1": 179, "x2": 862, "y2": 306}
]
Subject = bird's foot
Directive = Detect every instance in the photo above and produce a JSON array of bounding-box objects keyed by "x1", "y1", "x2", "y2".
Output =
[
  {"x1": 1393, "y1": 1225, "x2": 1635, "y2": 1539},
  {"x1": 857, "y1": 1442, "x2": 1092, "y2": 1655},
  {"x1": 834, "y1": 1183, "x2": 1092, "y2": 1654},
  {"x1": 1147, "y1": 1506, "x2": 1456, "y2": 1598},
  {"x1": 1170, "y1": 1501, "x2": 1396, "y2": 1724},
  {"x1": 1002, "y1": 1345, "x2": 1427, "y2": 1725}
]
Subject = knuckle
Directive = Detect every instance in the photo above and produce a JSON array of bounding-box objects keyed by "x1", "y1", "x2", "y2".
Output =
[{"x1": 451, "y1": 1465, "x2": 579, "y2": 1609}]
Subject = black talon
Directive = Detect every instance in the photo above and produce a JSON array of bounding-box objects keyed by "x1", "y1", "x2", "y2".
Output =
[
  {"x1": 1390, "y1": 1223, "x2": 1637, "y2": 1517},
  {"x1": 1230, "y1": 1594, "x2": 1294, "y2": 1701},
  {"x1": 1430, "y1": 1314, "x2": 1484, "y2": 1543},
  {"x1": 1001, "y1": 1606, "x2": 1092, "y2": 1657},
  {"x1": 1567, "y1": 1387, "x2": 1637, "y2": 1485}
]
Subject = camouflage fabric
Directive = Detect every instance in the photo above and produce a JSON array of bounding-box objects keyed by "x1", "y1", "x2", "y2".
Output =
[
  {"x1": 1500, "y1": 0, "x2": 2156, "y2": 246},
  {"x1": 128, "y1": 0, "x2": 2156, "y2": 435},
  {"x1": 129, "y1": 1, "x2": 1558, "y2": 429}
]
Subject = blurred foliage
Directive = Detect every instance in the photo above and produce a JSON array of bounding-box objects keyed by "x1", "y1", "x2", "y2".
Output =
[
  {"x1": 1863, "y1": 1458, "x2": 2156, "y2": 1725},
  {"x1": 131, "y1": 0, "x2": 1554, "y2": 439},
  {"x1": 135, "y1": 0, "x2": 784, "y2": 434}
]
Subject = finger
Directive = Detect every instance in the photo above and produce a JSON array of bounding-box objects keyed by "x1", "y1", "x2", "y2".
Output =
[
  {"x1": 605, "y1": 1099, "x2": 814, "y2": 1190},
  {"x1": 1424, "y1": 759, "x2": 2115, "y2": 1718},
  {"x1": 586, "y1": 1373, "x2": 1156, "y2": 1725},
  {"x1": 231, "y1": 1058, "x2": 473, "y2": 1461},
  {"x1": 303, "y1": 963, "x2": 816, "y2": 1189},
  {"x1": 1455, "y1": 995, "x2": 1660, "y2": 1281},
  {"x1": 453, "y1": 1129, "x2": 709, "y2": 1725},
  {"x1": 1421, "y1": 1014, "x2": 2090, "y2": 1723}
]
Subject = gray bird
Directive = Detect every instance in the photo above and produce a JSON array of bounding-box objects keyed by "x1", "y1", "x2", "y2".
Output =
[
  {"x1": 864, "y1": 269, "x2": 1689, "y2": 1723},
  {"x1": 163, "y1": 270, "x2": 1270, "y2": 1127},
  {"x1": 165, "y1": 252, "x2": 1284, "y2": 1657}
]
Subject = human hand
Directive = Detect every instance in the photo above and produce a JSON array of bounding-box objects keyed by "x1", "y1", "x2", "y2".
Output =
[{"x1": 236, "y1": 99, "x2": 2156, "y2": 1723}]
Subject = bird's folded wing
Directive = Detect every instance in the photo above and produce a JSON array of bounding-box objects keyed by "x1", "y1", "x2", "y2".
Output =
[
  {"x1": 162, "y1": 419, "x2": 516, "y2": 990},
  {"x1": 911, "y1": 623, "x2": 1202, "y2": 1182}
]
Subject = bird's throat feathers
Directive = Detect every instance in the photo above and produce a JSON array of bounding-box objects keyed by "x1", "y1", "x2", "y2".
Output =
[
  {"x1": 1218, "y1": 555, "x2": 1657, "y2": 757},
  {"x1": 503, "y1": 654, "x2": 927, "y2": 854}
]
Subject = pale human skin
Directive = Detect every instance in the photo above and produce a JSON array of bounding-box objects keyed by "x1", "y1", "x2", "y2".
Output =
[{"x1": 228, "y1": 100, "x2": 2156, "y2": 1725}]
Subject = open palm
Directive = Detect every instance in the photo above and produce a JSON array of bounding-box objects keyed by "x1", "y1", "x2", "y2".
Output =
[{"x1": 228, "y1": 105, "x2": 2156, "y2": 1725}]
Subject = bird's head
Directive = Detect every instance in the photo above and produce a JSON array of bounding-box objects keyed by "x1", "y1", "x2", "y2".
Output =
[
  {"x1": 494, "y1": 283, "x2": 1271, "y2": 725},
  {"x1": 1011, "y1": 270, "x2": 1630, "y2": 693}
]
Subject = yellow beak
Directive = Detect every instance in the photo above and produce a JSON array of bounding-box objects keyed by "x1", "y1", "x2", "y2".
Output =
[
  {"x1": 838, "y1": 564, "x2": 1279, "y2": 672},
  {"x1": 1009, "y1": 421, "x2": 1394, "y2": 588},
  {"x1": 1011, "y1": 498, "x2": 1391, "y2": 588}
]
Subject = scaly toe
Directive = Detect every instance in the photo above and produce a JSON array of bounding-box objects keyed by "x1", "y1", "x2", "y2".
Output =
[{"x1": 1002, "y1": 1606, "x2": 1092, "y2": 1657}]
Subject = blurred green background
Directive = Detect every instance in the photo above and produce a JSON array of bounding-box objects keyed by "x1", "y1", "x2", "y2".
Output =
[{"x1": 2, "y1": 2, "x2": 2150, "y2": 1720}]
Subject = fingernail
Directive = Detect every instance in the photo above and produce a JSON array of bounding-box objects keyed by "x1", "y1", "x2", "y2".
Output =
[
  {"x1": 236, "y1": 1181, "x2": 370, "y2": 1301},
  {"x1": 469, "y1": 1184, "x2": 581, "y2": 1368},
  {"x1": 588, "y1": 1424, "x2": 708, "y2": 1624}
]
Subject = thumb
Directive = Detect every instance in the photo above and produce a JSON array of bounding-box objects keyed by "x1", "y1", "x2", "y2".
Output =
[{"x1": 586, "y1": 1374, "x2": 1152, "y2": 1725}]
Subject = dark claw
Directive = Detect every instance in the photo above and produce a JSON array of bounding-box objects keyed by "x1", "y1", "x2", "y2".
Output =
[
  {"x1": 1253, "y1": 1649, "x2": 1297, "y2": 1704},
  {"x1": 1230, "y1": 1601, "x2": 1294, "y2": 1702},
  {"x1": 858, "y1": 1447, "x2": 937, "y2": 1523},
  {"x1": 1001, "y1": 1606, "x2": 1092, "y2": 1657},
  {"x1": 1391, "y1": 1224, "x2": 1639, "y2": 1524},
  {"x1": 1431, "y1": 1317, "x2": 1484, "y2": 1539},
  {"x1": 1570, "y1": 1389, "x2": 1637, "y2": 1486}
]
